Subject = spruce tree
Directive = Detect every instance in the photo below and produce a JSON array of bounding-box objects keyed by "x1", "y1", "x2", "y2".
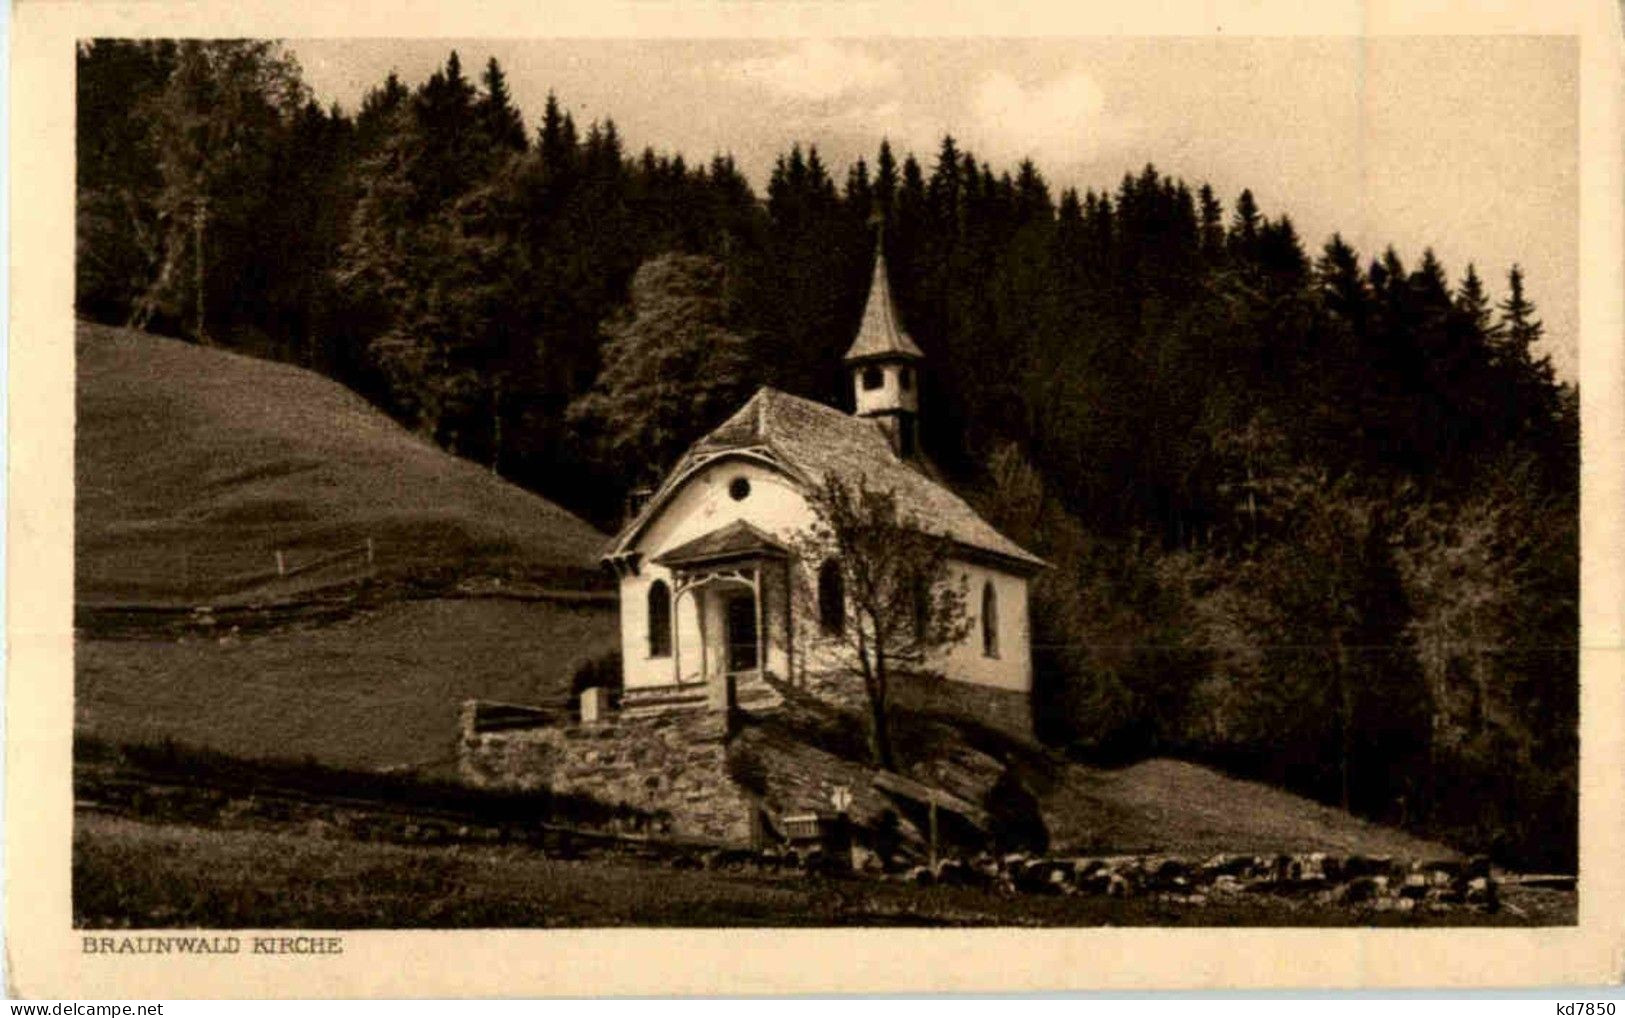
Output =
[
  {"x1": 1198, "y1": 183, "x2": 1224, "y2": 260},
  {"x1": 478, "y1": 57, "x2": 527, "y2": 151},
  {"x1": 1228, "y1": 187, "x2": 1261, "y2": 260},
  {"x1": 1498, "y1": 264, "x2": 1544, "y2": 362},
  {"x1": 873, "y1": 139, "x2": 898, "y2": 222}
]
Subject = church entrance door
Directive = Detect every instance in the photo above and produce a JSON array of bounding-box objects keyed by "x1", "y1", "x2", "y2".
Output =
[{"x1": 724, "y1": 591, "x2": 758, "y2": 673}]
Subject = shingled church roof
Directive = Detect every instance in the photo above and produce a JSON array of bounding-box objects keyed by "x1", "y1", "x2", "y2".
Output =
[
  {"x1": 843, "y1": 245, "x2": 924, "y2": 365},
  {"x1": 606, "y1": 387, "x2": 1044, "y2": 572}
]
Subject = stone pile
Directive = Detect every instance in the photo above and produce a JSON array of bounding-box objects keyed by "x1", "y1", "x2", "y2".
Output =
[
  {"x1": 692, "y1": 842, "x2": 1501, "y2": 913},
  {"x1": 903, "y1": 850, "x2": 1499, "y2": 911}
]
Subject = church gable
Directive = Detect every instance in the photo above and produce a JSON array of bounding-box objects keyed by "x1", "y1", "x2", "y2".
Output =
[
  {"x1": 606, "y1": 387, "x2": 1043, "y2": 575},
  {"x1": 625, "y1": 455, "x2": 813, "y2": 566}
]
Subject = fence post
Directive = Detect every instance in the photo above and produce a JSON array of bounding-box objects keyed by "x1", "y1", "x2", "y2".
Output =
[{"x1": 275, "y1": 550, "x2": 286, "y2": 577}]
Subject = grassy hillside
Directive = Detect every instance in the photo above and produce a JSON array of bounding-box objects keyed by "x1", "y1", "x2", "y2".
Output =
[
  {"x1": 75, "y1": 322, "x2": 620, "y2": 772},
  {"x1": 1039, "y1": 758, "x2": 1455, "y2": 858},
  {"x1": 76, "y1": 321, "x2": 609, "y2": 606}
]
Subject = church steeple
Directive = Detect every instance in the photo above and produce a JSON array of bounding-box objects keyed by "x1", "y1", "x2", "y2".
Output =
[{"x1": 845, "y1": 232, "x2": 923, "y2": 458}]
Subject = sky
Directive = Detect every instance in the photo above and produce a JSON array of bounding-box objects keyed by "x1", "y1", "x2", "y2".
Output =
[{"x1": 290, "y1": 36, "x2": 1579, "y2": 380}]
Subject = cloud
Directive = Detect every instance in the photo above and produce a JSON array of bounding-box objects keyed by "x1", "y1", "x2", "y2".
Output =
[
  {"x1": 816, "y1": 99, "x2": 905, "y2": 135},
  {"x1": 968, "y1": 69, "x2": 1124, "y2": 162},
  {"x1": 728, "y1": 41, "x2": 899, "y2": 102}
]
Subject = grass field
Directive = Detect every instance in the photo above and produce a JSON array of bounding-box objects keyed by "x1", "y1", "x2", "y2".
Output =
[
  {"x1": 77, "y1": 598, "x2": 617, "y2": 774},
  {"x1": 76, "y1": 321, "x2": 609, "y2": 605},
  {"x1": 74, "y1": 814, "x2": 1572, "y2": 928}
]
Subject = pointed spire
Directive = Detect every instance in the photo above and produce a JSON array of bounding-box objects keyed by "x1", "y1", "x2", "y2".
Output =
[{"x1": 844, "y1": 229, "x2": 924, "y2": 365}]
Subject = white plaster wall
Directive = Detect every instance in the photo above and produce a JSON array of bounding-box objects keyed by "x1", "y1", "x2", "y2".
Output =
[
  {"x1": 620, "y1": 456, "x2": 1032, "y2": 694},
  {"x1": 852, "y1": 362, "x2": 919, "y2": 416},
  {"x1": 622, "y1": 459, "x2": 812, "y2": 690},
  {"x1": 790, "y1": 556, "x2": 1031, "y2": 694},
  {"x1": 928, "y1": 562, "x2": 1033, "y2": 693}
]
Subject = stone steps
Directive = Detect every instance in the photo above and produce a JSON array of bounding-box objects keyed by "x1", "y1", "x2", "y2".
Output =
[{"x1": 620, "y1": 686, "x2": 709, "y2": 718}]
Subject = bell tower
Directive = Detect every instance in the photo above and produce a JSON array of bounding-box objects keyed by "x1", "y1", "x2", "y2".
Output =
[{"x1": 844, "y1": 234, "x2": 925, "y2": 458}]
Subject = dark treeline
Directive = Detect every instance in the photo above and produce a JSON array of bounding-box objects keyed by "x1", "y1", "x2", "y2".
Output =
[{"x1": 78, "y1": 42, "x2": 1578, "y2": 869}]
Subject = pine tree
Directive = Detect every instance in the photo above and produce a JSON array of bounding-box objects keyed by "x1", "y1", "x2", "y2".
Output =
[
  {"x1": 539, "y1": 92, "x2": 570, "y2": 174},
  {"x1": 1498, "y1": 264, "x2": 1544, "y2": 362},
  {"x1": 1453, "y1": 263, "x2": 1499, "y2": 339},
  {"x1": 1014, "y1": 159, "x2": 1053, "y2": 225},
  {"x1": 1197, "y1": 183, "x2": 1224, "y2": 261},
  {"x1": 844, "y1": 157, "x2": 873, "y2": 215},
  {"x1": 1228, "y1": 187, "x2": 1261, "y2": 261},
  {"x1": 873, "y1": 139, "x2": 898, "y2": 222},
  {"x1": 1316, "y1": 234, "x2": 1366, "y2": 320},
  {"x1": 927, "y1": 135, "x2": 963, "y2": 230},
  {"x1": 478, "y1": 57, "x2": 527, "y2": 151}
]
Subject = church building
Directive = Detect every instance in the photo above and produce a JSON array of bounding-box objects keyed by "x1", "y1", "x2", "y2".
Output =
[{"x1": 601, "y1": 242, "x2": 1044, "y2": 722}]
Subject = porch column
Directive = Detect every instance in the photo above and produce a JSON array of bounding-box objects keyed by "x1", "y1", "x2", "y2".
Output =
[
  {"x1": 703, "y1": 587, "x2": 733, "y2": 713},
  {"x1": 671, "y1": 584, "x2": 682, "y2": 686},
  {"x1": 695, "y1": 585, "x2": 709, "y2": 691},
  {"x1": 753, "y1": 566, "x2": 765, "y2": 675}
]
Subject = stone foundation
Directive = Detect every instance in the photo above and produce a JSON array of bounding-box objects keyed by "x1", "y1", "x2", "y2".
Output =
[{"x1": 459, "y1": 701, "x2": 753, "y2": 844}]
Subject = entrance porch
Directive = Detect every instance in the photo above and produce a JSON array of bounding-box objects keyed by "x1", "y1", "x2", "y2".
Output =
[{"x1": 649, "y1": 520, "x2": 791, "y2": 713}]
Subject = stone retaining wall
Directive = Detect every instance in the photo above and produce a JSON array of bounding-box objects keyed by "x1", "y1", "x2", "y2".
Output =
[{"x1": 458, "y1": 702, "x2": 753, "y2": 844}]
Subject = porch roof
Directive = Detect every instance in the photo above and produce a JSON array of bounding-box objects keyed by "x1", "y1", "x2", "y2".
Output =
[{"x1": 652, "y1": 519, "x2": 789, "y2": 570}]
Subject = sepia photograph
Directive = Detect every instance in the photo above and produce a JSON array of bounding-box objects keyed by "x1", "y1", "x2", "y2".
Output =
[
  {"x1": 11, "y1": 0, "x2": 1624, "y2": 996},
  {"x1": 65, "y1": 32, "x2": 1586, "y2": 932}
]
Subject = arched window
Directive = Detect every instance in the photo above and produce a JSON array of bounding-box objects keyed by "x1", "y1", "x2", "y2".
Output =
[
  {"x1": 981, "y1": 581, "x2": 999, "y2": 658},
  {"x1": 818, "y1": 559, "x2": 845, "y2": 636},
  {"x1": 862, "y1": 366, "x2": 884, "y2": 391},
  {"x1": 647, "y1": 580, "x2": 672, "y2": 658}
]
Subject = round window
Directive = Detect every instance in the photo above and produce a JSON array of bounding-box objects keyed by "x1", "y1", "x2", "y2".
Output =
[{"x1": 729, "y1": 477, "x2": 751, "y2": 501}]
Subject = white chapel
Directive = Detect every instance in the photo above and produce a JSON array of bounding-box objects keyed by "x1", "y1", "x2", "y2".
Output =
[{"x1": 601, "y1": 242, "x2": 1044, "y2": 718}]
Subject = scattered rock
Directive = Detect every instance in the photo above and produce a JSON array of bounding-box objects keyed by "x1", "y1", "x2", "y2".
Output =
[
  {"x1": 1344, "y1": 854, "x2": 1395, "y2": 878},
  {"x1": 850, "y1": 844, "x2": 885, "y2": 875},
  {"x1": 1465, "y1": 876, "x2": 1498, "y2": 909},
  {"x1": 1343, "y1": 875, "x2": 1381, "y2": 903},
  {"x1": 1201, "y1": 854, "x2": 1250, "y2": 878},
  {"x1": 1210, "y1": 874, "x2": 1245, "y2": 896},
  {"x1": 1418, "y1": 858, "x2": 1463, "y2": 879}
]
